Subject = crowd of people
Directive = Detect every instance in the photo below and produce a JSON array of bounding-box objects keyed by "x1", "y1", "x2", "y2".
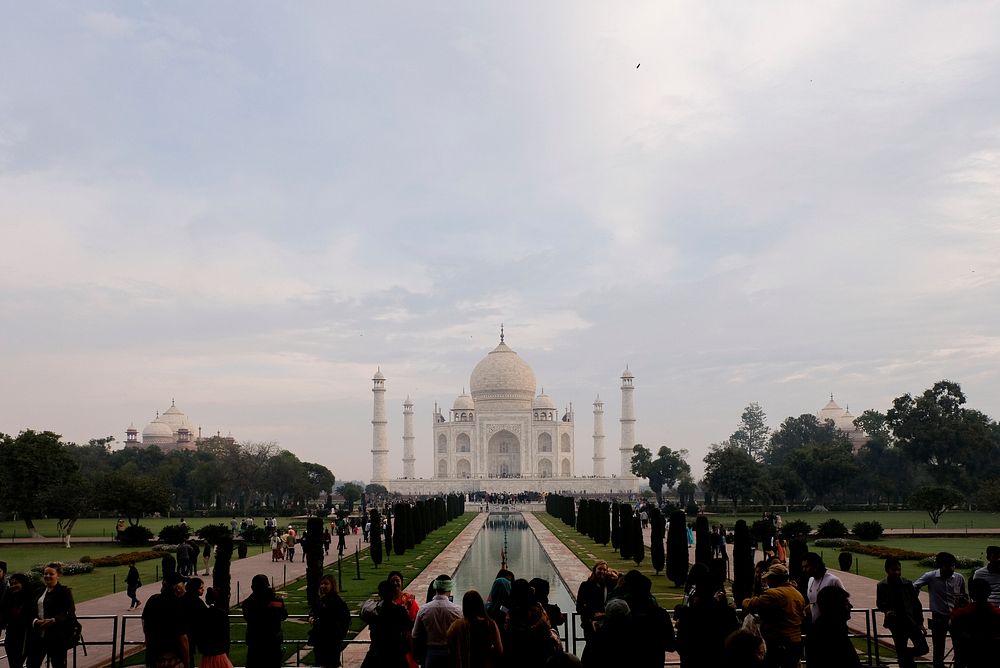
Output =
[{"x1": 0, "y1": 561, "x2": 78, "y2": 668}]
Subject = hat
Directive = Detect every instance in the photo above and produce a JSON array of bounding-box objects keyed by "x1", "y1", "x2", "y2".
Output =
[
  {"x1": 765, "y1": 563, "x2": 789, "y2": 580},
  {"x1": 432, "y1": 574, "x2": 454, "y2": 592},
  {"x1": 605, "y1": 598, "x2": 631, "y2": 618}
]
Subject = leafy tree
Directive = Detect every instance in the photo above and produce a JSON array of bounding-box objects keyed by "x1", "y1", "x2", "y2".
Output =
[
  {"x1": 93, "y1": 472, "x2": 171, "y2": 525},
  {"x1": 337, "y1": 482, "x2": 364, "y2": 512},
  {"x1": 677, "y1": 475, "x2": 697, "y2": 507},
  {"x1": 910, "y1": 485, "x2": 964, "y2": 525},
  {"x1": 365, "y1": 483, "x2": 388, "y2": 497},
  {"x1": 888, "y1": 381, "x2": 995, "y2": 488},
  {"x1": 766, "y1": 414, "x2": 848, "y2": 467},
  {"x1": 730, "y1": 402, "x2": 770, "y2": 461},
  {"x1": 0, "y1": 430, "x2": 84, "y2": 537},
  {"x1": 788, "y1": 442, "x2": 858, "y2": 504},
  {"x1": 703, "y1": 444, "x2": 762, "y2": 512},
  {"x1": 631, "y1": 444, "x2": 691, "y2": 505}
]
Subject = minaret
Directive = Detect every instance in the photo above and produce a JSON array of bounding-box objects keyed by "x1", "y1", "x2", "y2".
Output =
[
  {"x1": 593, "y1": 395, "x2": 606, "y2": 476},
  {"x1": 620, "y1": 367, "x2": 636, "y2": 477},
  {"x1": 402, "y1": 396, "x2": 415, "y2": 479},
  {"x1": 371, "y1": 368, "x2": 389, "y2": 482}
]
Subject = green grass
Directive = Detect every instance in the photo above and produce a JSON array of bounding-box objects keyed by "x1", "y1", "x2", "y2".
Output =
[
  {"x1": 815, "y1": 536, "x2": 994, "y2": 582},
  {"x1": 0, "y1": 516, "x2": 302, "y2": 539},
  {"x1": 111, "y1": 512, "x2": 478, "y2": 667},
  {"x1": 716, "y1": 510, "x2": 1000, "y2": 531},
  {"x1": 533, "y1": 512, "x2": 686, "y2": 611}
]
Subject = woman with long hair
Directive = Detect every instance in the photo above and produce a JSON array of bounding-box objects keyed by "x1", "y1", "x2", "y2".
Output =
[
  {"x1": 447, "y1": 590, "x2": 503, "y2": 668},
  {"x1": 310, "y1": 575, "x2": 351, "y2": 668},
  {"x1": 199, "y1": 587, "x2": 234, "y2": 668},
  {"x1": 386, "y1": 570, "x2": 419, "y2": 668},
  {"x1": 26, "y1": 562, "x2": 76, "y2": 668},
  {"x1": 361, "y1": 580, "x2": 410, "y2": 668},
  {"x1": 2, "y1": 573, "x2": 38, "y2": 668},
  {"x1": 575, "y1": 561, "x2": 615, "y2": 640},
  {"x1": 241, "y1": 574, "x2": 288, "y2": 668}
]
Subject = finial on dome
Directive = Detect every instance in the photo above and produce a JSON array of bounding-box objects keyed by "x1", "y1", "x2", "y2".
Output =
[
  {"x1": 500, "y1": 322, "x2": 504, "y2": 343},
  {"x1": 830, "y1": 392, "x2": 834, "y2": 401}
]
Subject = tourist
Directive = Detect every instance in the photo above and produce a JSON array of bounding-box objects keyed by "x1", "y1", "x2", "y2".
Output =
[
  {"x1": 241, "y1": 574, "x2": 288, "y2": 668},
  {"x1": 485, "y1": 577, "x2": 511, "y2": 629},
  {"x1": 182, "y1": 578, "x2": 208, "y2": 666},
  {"x1": 610, "y1": 570, "x2": 675, "y2": 667},
  {"x1": 309, "y1": 575, "x2": 351, "y2": 668},
  {"x1": 502, "y1": 579, "x2": 563, "y2": 668},
  {"x1": 177, "y1": 541, "x2": 193, "y2": 576},
  {"x1": 575, "y1": 561, "x2": 615, "y2": 639},
  {"x1": 674, "y1": 563, "x2": 739, "y2": 668},
  {"x1": 0, "y1": 560, "x2": 7, "y2": 600},
  {"x1": 286, "y1": 532, "x2": 297, "y2": 562},
  {"x1": 323, "y1": 528, "x2": 332, "y2": 556},
  {"x1": 202, "y1": 542, "x2": 212, "y2": 575},
  {"x1": 722, "y1": 628, "x2": 766, "y2": 668},
  {"x1": 387, "y1": 571, "x2": 421, "y2": 622},
  {"x1": 198, "y1": 587, "x2": 233, "y2": 668},
  {"x1": 742, "y1": 563, "x2": 805, "y2": 668},
  {"x1": 143, "y1": 572, "x2": 190, "y2": 668},
  {"x1": 2, "y1": 573, "x2": 37, "y2": 668},
  {"x1": 802, "y1": 552, "x2": 845, "y2": 623},
  {"x1": 804, "y1": 586, "x2": 861, "y2": 668},
  {"x1": 446, "y1": 590, "x2": 503, "y2": 668},
  {"x1": 876, "y1": 556, "x2": 927, "y2": 668},
  {"x1": 913, "y1": 551, "x2": 968, "y2": 668},
  {"x1": 412, "y1": 575, "x2": 462, "y2": 668},
  {"x1": 271, "y1": 532, "x2": 284, "y2": 562},
  {"x1": 971, "y1": 545, "x2": 1000, "y2": 606},
  {"x1": 26, "y1": 562, "x2": 76, "y2": 668},
  {"x1": 116, "y1": 518, "x2": 126, "y2": 543},
  {"x1": 529, "y1": 578, "x2": 565, "y2": 636},
  {"x1": 580, "y1": 598, "x2": 633, "y2": 668},
  {"x1": 949, "y1": 577, "x2": 1000, "y2": 668},
  {"x1": 125, "y1": 560, "x2": 142, "y2": 610},
  {"x1": 361, "y1": 580, "x2": 411, "y2": 668}
]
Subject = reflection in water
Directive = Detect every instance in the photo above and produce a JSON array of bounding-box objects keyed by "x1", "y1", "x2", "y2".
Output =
[{"x1": 452, "y1": 513, "x2": 575, "y2": 615}]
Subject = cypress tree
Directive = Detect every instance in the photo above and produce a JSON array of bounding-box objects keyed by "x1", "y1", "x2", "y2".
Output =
[
  {"x1": 305, "y1": 516, "x2": 324, "y2": 607},
  {"x1": 599, "y1": 501, "x2": 611, "y2": 546},
  {"x1": 576, "y1": 499, "x2": 587, "y2": 534},
  {"x1": 666, "y1": 510, "x2": 688, "y2": 587},
  {"x1": 414, "y1": 501, "x2": 426, "y2": 544},
  {"x1": 393, "y1": 504, "x2": 406, "y2": 555},
  {"x1": 370, "y1": 509, "x2": 383, "y2": 568},
  {"x1": 212, "y1": 535, "x2": 233, "y2": 611},
  {"x1": 732, "y1": 520, "x2": 754, "y2": 606},
  {"x1": 404, "y1": 504, "x2": 415, "y2": 550},
  {"x1": 384, "y1": 508, "x2": 393, "y2": 560},
  {"x1": 610, "y1": 501, "x2": 620, "y2": 549},
  {"x1": 649, "y1": 506, "x2": 665, "y2": 575},
  {"x1": 694, "y1": 515, "x2": 712, "y2": 566},
  {"x1": 619, "y1": 504, "x2": 634, "y2": 561}
]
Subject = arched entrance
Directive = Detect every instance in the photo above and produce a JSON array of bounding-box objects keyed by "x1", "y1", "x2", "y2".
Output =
[{"x1": 487, "y1": 430, "x2": 521, "y2": 478}]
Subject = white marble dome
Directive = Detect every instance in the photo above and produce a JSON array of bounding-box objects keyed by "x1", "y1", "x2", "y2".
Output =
[
  {"x1": 142, "y1": 418, "x2": 174, "y2": 440},
  {"x1": 470, "y1": 341, "x2": 537, "y2": 401},
  {"x1": 453, "y1": 391, "x2": 475, "y2": 410},
  {"x1": 159, "y1": 402, "x2": 193, "y2": 434},
  {"x1": 532, "y1": 391, "x2": 555, "y2": 409}
]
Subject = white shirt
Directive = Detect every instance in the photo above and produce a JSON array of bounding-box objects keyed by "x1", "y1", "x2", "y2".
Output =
[{"x1": 807, "y1": 570, "x2": 845, "y2": 621}]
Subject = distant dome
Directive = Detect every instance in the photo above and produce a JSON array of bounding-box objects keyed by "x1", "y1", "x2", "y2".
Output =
[
  {"x1": 142, "y1": 419, "x2": 174, "y2": 440},
  {"x1": 469, "y1": 342, "x2": 537, "y2": 402},
  {"x1": 533, "y1": 392, "x2": 556, "y2": 410},
  {"x1": 818, "y1": 395, "x2": 846, "y2": 424},
  {"x1": 373, "y1": 368, "x2": 385, "y2": 380},
  {"x1": 621, "y1": 368, "x2": 634, "y2": 379},
  {"x1": 159, "y1": 402, "x2": 193, "y2": 434},
  {"x1": 453, "y1": 391, "x2": 474, "y2": 410}
]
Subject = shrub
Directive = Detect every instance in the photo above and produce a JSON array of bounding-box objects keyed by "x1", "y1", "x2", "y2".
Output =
[
  {"x1": 850, "y1": 544, "x2": 931, "y2": 560},
  {"x1": 750, "y1": 519, "x2": 775, "y2": 543},
  {"x1": 195, "y1": 523, "x2": 232, "y2": 546},
  {"x1": 816, "y1": 519, "x2": 849, "y2": 539},
  {"x1": 120, "y1": 524, "x2": 154, "y2": 547},
  {"x1": 917, "y1": 555, "x2": 983, "y2": 569},
  {"x1": 158, "y1": 524, "x2": 191, "y2": 545},
  {"x1": 814, "y1": 538, "x2": 859, "y2": 548},
  {"x1": 781, "y1": 520, "x2": 812, "y2": 539},
  {"x1": 90, "y1": 551, "x2": 161, "y2": 567},
  {"x1": 30, "y1": 561, "x2": 93, "y2": 576},
  {"x1": 242, "y1": 526, "x2": 269, "y2": 544},
  {"x1": 79, "y1": 555, "x2": 92, "y2": 563},
  {"x1": 852, "y1": 521, "x2": 884, "y2": 540}
]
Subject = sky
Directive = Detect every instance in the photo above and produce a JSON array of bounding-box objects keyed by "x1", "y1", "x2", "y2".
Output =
[{"x1": 2, "y1": 2, "x2": 999, "y2": 483}]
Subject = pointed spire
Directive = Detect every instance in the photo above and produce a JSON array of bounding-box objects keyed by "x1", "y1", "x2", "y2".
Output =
[
  {"x1": 831, "y1": 392, "x2": 834, "y2": 401},
  {"x1": 500, "y1": 322, "x2": 505, "y2": 343},
  {"x1": 171, "y1": 398, "x2": 175, "y2": 406}
]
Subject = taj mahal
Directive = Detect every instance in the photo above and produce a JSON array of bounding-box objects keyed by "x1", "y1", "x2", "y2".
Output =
[{"x1": 371, "y1": 331, "x2": 641, "y2": 495}]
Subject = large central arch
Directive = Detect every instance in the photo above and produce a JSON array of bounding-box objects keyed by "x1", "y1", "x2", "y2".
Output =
[{"x1": 487, "y1": 429, "x2": 521, "y2": 478}]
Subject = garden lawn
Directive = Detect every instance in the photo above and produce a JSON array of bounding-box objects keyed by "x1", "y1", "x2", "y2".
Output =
[
  {"x1": 718, "y1": 510, "x2": 1000, "y2": 531},
  {"x1": 534, "y1": 512, "x2": 686, "y2": 611},
  {"x1": 816, "y1": 536, "x2": 995, "y2": 582},
  {"x1": 114, "y1": 512, "x2": 477, "y2": 667},
  {"x1": 0, "y1": 516, "x2": 301, "y2": 539}
]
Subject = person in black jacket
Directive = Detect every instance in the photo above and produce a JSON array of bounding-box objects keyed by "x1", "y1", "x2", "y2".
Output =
[
  {"x1": 309, "y1": 575, "x2": 352, "y2": 668},
  {"x1": 27, "y1": 563, "x2": 76, "y2": 668},
  {"x1": 198, "y1": 587, "x2": 234, "y2": 668},
  {"x1": 575, "y1": 561, "x2": 616, "y2": 640},
  {"x1": 360, "y1": 580, "x2": 410, "y2": 668},
  {"x1": 2, "y1": 573, "x2": 39, "y2": 668},
  {"x1": 674, "y1": 564, "x2": 739, "y2": 668},
  {"x1": 125, "y1": 561, "x2": 142, "y2": 610},
  {"x1": 241, "y1": 574, "x2": 288, "y2": 668}
]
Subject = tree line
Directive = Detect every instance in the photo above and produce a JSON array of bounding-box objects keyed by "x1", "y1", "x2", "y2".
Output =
[
  {"x1": 0, "y1": 430, "x2": 336, "y2": 537},
  {"x1": 632, "y1": 380, "x2": 1000, "y2": 519}
]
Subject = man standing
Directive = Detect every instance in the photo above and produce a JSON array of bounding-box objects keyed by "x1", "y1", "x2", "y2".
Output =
[
  {"x1": 877, "y1": 557, "x2": 928, "y2": 668},
  {"x1": 914, "y1": 551, "x2": 968, "y2": 668},
  {"x1": 802, "y1": 552, "x2": 845, "y2": 623},
  {"x1": 971, "y1": 545, "x2": 1000, "y2": 606},
  {"x1": 411, "y1": 575, "x2": 461, "y2": 668},
  {"x1": 142, "y1": 572, "x2": 190, "y2": 668},
  {"x1": 742, "y1": 563, "x2": 806, "y2": 668}
]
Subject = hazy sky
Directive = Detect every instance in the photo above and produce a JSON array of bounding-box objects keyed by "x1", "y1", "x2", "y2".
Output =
[{"x1": 2, "y1": 2, "x2": 999, "y2": 482}]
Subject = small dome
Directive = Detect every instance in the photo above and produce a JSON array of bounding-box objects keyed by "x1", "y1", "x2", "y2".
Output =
[
  {"x1": 373, "y1": 368, "x2": 385, "y2": 380},
  {"x1": 453, "y1": 390, "x2": 474, "y2": 411},
  {"x1": 158, "y1": 401, "x2": 193, "y2": 434},
  {"x1": 469, "y1": 342, "x2": 537, "y2": 402},
  {"x1": 142, "y1": 419, "x2": 174, "y2": 440},
  {"x1": 818, "y1": 395, "x2": 846, "y2": 424},
  {"x1": 621, "y1": 367, "x2": 634, "y2": 379},
  {"x1": 533, "y1": 391, "x2": 556, "y2": 410}
]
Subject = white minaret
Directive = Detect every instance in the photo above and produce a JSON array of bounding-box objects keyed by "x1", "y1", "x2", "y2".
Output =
[
  {"x1": 371, "y1": 368, "x2": 389, "y2": 482},
  {"x1": 593, "y1": 395, "x2": 606, "y2": 476},
  {"x1": 619, "y1": 367, "x2": 636, "y2": 477},
  {"x1": 402, "y1": 396, "x2": 415, "y2": 479}
]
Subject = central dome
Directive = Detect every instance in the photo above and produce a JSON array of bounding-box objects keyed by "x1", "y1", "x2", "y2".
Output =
[{"x1": 469, "y1": 342, "x2": 537, "y2": 402}]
